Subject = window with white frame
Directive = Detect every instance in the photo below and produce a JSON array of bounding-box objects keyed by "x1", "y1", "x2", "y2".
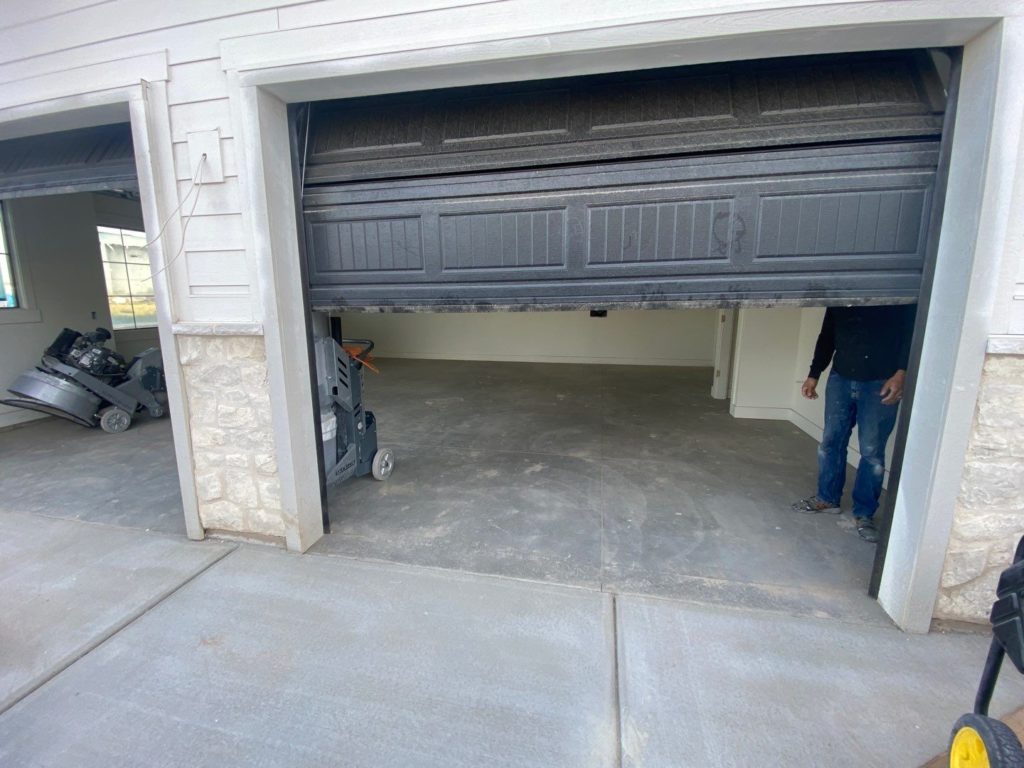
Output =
[
  {"x1": 0, "y1": 202, "x2": 17, "y2": 308},
  {"x1": 97, "y1": 226, "x2": 156, "y2": 329}
]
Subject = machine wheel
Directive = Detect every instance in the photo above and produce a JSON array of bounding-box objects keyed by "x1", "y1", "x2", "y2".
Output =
[
  {"x1": 949, "y1": 713, "x2": 1024, "y2": 768},
  {"x1": 98, "y1": 406, "x2": 132, "y2": 434},
  {"x1": 148, "y1": 403, "x2": 165, "y2": 418},
  {"x1": 371, "y1": 448, "x2": 394, "y2": 481}
]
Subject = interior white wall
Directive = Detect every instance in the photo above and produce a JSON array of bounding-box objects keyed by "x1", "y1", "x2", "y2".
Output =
[
  {"x1": 339, "y1": 309, "x2": 718, "y2": 367},
  {"x1": 0, "y1": 194, "x2": 114, "y2": 429},
  {"x1": 729, "y1": 308, "x2": 802, "y2": 419}
]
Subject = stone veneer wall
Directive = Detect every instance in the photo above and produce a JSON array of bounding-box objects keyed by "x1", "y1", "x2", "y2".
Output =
[
  {"x1": 178, "y1": 335, "x2": 285, "y2": 539},
  {"x1": 936, "y1": 354, "x2": 1024, "y2": 622}
]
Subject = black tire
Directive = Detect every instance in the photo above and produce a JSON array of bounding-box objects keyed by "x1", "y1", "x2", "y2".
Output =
[{"x1": 949, "y1": 713, "x2": 1024, "y2": 768}]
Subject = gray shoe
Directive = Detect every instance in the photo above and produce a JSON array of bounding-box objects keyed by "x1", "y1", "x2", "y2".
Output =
[
  {"x1": 855, "y1": 517, "x2": 879, "y2": 543},
  {"x1": 792, "y1": 495, "x2": 841, "y2": 514}
]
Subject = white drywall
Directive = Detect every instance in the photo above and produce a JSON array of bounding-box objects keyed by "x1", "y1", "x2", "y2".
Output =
[
  {"x1": 338, "y1": 309, "x2": 717, "y2": 367},
  {"x1": 729, "y1": 308, "x2": 803, "y2": 420},
  {"x1": 0, "y1": 194, "x2": 114, "y2": 429}
]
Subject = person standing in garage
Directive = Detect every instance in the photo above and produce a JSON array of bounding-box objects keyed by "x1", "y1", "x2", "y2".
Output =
[{"x1": 791, "y1": 304, "x2": 916, "y2": 543}]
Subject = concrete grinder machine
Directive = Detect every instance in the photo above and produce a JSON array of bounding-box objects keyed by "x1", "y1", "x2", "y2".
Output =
[
  {"x1": 2, "y1": 327, "x2": 166, "y2": 434},
  {"x1": 314, "y1": 334, "x2": 394, "y2": 484}
]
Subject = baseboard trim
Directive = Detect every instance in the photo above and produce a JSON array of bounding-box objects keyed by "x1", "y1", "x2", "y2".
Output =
[
  {"x1": 728, "y1": 405, "x2": 792, "y2": 420},
  {"x1": 0, "y1": 408, "x2": 48, "y2": 431}
]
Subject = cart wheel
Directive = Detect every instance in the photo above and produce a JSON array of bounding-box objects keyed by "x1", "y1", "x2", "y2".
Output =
[
  {"x1": 99, "y1": 406, "x2": 132, "y2": 434},
  {"x1": 371, "y1": 448, "x2": 394, "y2": 481},
  {"x1": 148, "y1": 403, "x2": 165, "y2": 419},
  {"x1": 949, "y1": 713, "x2": 1024, "y2": 768}
]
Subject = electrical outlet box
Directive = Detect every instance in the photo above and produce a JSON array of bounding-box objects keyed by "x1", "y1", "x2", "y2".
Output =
[{"x1": 186, "y1": 129, "x2": 224, "y2": 183}]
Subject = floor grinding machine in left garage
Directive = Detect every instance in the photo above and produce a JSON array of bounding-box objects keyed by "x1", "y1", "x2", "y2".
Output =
[{"x1": 2, "y1": 327, "x2": 166, "y2": 433}]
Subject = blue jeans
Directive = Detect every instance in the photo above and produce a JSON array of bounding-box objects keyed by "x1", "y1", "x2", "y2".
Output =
[{"x1": 816, "y1": 371, "x2": 899, "y2": 520}]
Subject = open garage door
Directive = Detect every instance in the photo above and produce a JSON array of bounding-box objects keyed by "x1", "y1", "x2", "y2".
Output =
[
  {"x1": 0, "y1": 123, "x2": 136, "y2": 198},
  {"x1": 298, "y1": 51, "x2": 946, "y2": 310}
]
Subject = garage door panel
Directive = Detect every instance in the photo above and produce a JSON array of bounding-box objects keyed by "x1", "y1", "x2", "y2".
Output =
[
  {"x1": 753, "y1": 187, "x2": 930, "y2": 259},
  {"x1": 307, "y1": 270, "x2": 924, "y2": 310},
  {"x1": 304, "y1": 143, "x2": 934, "y2": 304},
  {"x1": 305, "y1": 52, "x2": 942, "y2": 184},
  {"x1": 303, "y1": 142, "x2": 940, "y2": 210},
  {"x1": 439, "y1": 209, "x2": 567, "y2": 271},
  {"x1": 586, "y1": 199, "x2": 735, "y2": 265},
  {"x1": 301, "y1": 52, "x2": 944, "y2": 308}
]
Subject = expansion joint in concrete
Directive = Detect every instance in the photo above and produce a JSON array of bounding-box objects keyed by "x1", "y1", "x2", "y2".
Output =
[
  {"x1": 611, "y1": 592, "x2": 624, "y2": 768},
  {"x1": 0, "y1": 543, "x2": 239, "y2": 717}
]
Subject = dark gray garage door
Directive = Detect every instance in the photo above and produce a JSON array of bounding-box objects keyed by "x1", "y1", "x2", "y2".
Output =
[
  {"x1": 0, "y1": 123, "x2": 136, "y2": 198},
  {"x1": 299, "y1": 51, "x2": 945, "y2": 310}
]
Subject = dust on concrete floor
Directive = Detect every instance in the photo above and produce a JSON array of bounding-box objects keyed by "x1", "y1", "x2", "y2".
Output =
[
  {"x1": 316, "y1": 359, "x2": 881, "y2": 623},
  {"x1": 0, "y1": 414, "x2": 184, "y2": 535}
]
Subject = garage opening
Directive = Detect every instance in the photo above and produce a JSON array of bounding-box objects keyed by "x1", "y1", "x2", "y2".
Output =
[
  {"x1": 294, "y1": 50, "x2": 953, "y2": 619},
  {"x1": 0, "y1": 123, "x2": 185, "y2": 536}
]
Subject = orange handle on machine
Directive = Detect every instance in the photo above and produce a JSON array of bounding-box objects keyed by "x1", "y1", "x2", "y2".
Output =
[{"x1": 342, "y1": 344, "x2": 380, "y2": 373}]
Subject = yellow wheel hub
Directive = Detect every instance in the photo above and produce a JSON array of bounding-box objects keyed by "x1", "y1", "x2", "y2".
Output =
[{"x1": 951, "y1": 726, "x2": 990, "y2": 768}]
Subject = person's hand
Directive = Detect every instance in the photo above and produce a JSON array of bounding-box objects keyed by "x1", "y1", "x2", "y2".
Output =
[
  {"x1": 880, "y1": 370, "x2": 906, "y2": 405},
  {"x1": 801, "y1": 377, "x2": 819, "y2": 399}
]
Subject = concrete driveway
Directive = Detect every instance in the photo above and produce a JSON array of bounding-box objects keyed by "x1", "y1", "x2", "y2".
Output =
[{"x1": 1, "y1": 511, "x2": 1022, "y2": 767}]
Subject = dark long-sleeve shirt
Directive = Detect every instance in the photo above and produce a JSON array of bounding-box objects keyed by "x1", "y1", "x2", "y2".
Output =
[{"x1": 808, "y1": 305, "x2": 916, "y2": 381}]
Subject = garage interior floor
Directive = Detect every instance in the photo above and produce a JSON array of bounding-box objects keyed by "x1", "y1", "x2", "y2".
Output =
[
  {"x1": 315, "y1": 358, "x2": 881, "y2": 624},
  {"x1": 0, "y1": 357, "x2": 880, "y2": 624},
  {"x1": 0, "y1": 414, "x2": 185, "y2": 536}
]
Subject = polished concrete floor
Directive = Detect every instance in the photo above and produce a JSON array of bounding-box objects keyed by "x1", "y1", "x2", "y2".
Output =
[
  {"x1": 0, "y1": 413, "x2": 184, "y2": 536},
  {"x1": 317, "y1": 359, "x2": 880, "y2": 623}
]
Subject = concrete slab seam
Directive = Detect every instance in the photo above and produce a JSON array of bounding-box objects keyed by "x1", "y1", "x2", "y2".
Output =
[
  {"x1": 611, "y1": 592, "x2": 624, "y2": 768},
  {"x1": 307, "y1": 542, "x2": 901, "y2": 633},
  {"x1": 303, "y1": 545, "x2": 608, "y2": 597},
  {"x1": 9, "y1": 509, "x2": 190, "y2": 543},
  {"x1": 0, "y1": 543, "x2": 239, "y2": 717}
]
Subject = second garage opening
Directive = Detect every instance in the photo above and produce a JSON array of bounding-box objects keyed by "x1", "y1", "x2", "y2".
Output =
[{"x1": 295, "y1": 49, "x2": 951, "y2": 620}]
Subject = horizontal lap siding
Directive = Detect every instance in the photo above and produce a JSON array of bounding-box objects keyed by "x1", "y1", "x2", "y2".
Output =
[{"x1": 0, "y1": 3, "x2": 290, "y2": 323}]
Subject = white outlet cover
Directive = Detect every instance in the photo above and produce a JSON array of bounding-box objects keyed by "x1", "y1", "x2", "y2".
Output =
[{"x1": 186, "y1": 129, "x2": 224, "y2": 183}]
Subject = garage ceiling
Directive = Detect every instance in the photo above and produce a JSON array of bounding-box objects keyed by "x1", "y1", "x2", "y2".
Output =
[{"x1": 299, "y1": 51, "x2": 946, "y2": 310}]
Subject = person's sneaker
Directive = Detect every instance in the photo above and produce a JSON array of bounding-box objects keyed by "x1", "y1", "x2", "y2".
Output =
[
  {"x1": 855, "y1": 516, "x2": 879, "y2": 543},
  {"x1": 791, "y1": 495, "x2": 841, "y2": 514}
]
